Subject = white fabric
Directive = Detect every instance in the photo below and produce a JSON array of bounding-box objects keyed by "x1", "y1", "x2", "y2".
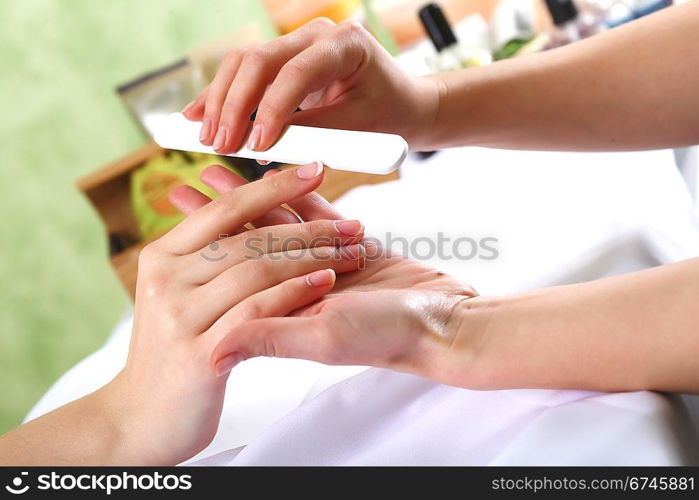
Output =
[{"x1": 26, "y1": 147, "x2": 699, "y2": 465}]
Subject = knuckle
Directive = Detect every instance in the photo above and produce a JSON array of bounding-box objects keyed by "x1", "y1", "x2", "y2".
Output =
[
  {"x1": 338, "y1": 20, "x2": 366, "y2": 38},
  {"x1": 245, "y1": 254, "x2": 272, "y2": 277},
  {"x1": 224, "y1": 47, "x2": 242, "y2": 62},
  {"x1": 256, "y1": 100, "x2": 283, "y2": 122},
  {"x1": 139, "y1": 270, "x2": 170, "y2": 299},
  {"x1": 220, "y1": 100, "x2": 239, "y2": 119},
  {"x1": 137, "y1": 242, "x2": 161, "y2": 269},
  {"x1": 281, "y1": 59, "x2": 306, "y2": 79},
  {"x1": 237, "y1": 301, "x2": 264, "y2": 322},
  {"x1": 262, "y1": 333, "x2": 278, "y2": 358},
  {"x1": 308, "y1": 17, "x2": 334, "y2": 29},
  {"x1": 242, "y1": 45, "x2": 268, "y2": 66},
  {"x1": 266, "y1": 169, "x2": 286, "y2": 190},
  {"x1": 302, "y1": 220, "x2": 332, "y2": 245},
  {"x1": 236, "y1": 231, "x2": 265, "y2": 258}
]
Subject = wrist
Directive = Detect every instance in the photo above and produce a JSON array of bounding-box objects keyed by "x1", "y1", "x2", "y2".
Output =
[
  {"x1": 95, "y1": 373, "x2": 163, "y2": 465},
  {"x1": 407, "y1": 74, "x2": 447, "y2": 151},
  {"x1": 429, "y1": 294, "x2": 499, "y2": 388}
]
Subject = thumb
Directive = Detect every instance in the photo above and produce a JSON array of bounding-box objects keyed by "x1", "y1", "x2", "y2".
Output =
[{"x1": 211, "y1": 316, "x2": 331, "y2": 374}]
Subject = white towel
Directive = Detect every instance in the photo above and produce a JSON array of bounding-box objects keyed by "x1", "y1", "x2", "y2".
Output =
[{"x1": 27, "y1": 148, "x2": 699, "y2": 465}]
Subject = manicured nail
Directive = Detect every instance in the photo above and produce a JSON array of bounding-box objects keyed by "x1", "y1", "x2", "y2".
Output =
[
  {"x1": 247, "y1": 124, "x2": 262, "y2": 151},
  {"x1": 306, "y1": 268, "x2": 336, "y2": 287},
  {"x1": 215, "y1": 352, "x2": 244, "y2": 377},
  {"x1": 200, "y1": 118, "x2": 212, "y2": 143},
  {"x1": 213, "y1": 126, "x2": 227, "y2": 151},
  {"x1": 182, "y1": 99, "x2": 196, "y2": 114},
  {"x1": 338, "y1": 244, "x2": 365, "y2": 260},
  {"x1": 334, "y1": 220, "x2": 364, "y2": 236},
  {"x1": 296, "y1": 161, "x2": 324, "y2": 180}
]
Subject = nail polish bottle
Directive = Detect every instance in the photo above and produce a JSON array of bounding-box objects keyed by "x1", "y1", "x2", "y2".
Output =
[
  {"x1": 418, "y1": 3, "x2": 491, "y2": 72},
  {"x1": 544, "y1": 0, "x2": 603, "y2": 49}
]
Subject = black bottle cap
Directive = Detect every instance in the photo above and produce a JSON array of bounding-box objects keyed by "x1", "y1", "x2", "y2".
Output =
[
  {"x1": 418, "y1": 3, "x2": 457, "y2": 52},
  {"x1": 544, "y1": 0, "x2": 579, "y2": 26}
]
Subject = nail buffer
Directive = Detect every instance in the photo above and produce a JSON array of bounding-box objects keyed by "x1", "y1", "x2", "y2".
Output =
[{"x1": 147, "y1": 113, "x2": 408, "y2": 175}]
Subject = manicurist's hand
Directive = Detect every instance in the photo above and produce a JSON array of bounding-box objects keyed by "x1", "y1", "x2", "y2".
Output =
[
  {"x1": 181, "y1": 18, "x2": 439, "y2": 153},
  {"x1": 0, "y1": 163, "x2": 366, "y2": 465},
  {"x1": 181, "y1": 166, "x2": 478, "y2": 386}
]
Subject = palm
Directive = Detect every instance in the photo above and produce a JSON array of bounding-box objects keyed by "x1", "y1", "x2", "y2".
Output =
[{"x1": 291, "y1": 243, "x2": 475, "y2": 368}]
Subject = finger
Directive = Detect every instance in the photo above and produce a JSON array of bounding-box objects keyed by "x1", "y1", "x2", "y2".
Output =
[
  {"x1": 183, "y1": 218, "x2": 365, "y2": 283},
  {"x1": 160, "y1": 162, "x2": 325, "y2": 254},
  {"x1": 200, "y1": 50, "x2": 244, "y2": 145},
  {"x1": 252, "y1": 22, "x2": 370, "y2": 151},
  {"x1": 214, "y1": 18, "x2": 336, "y2": 154},
  {"x1": 200, "y1": 164, "x2": 299, "y2": 226},
  {"x1": 182, "y1": 85, "x2": 210, "y2": 122},
  {"x1": 264, "y1": 169, "x2": 343, "y2": 221},
  {"x1": 190, "y1": 244, "x2": 365, "y2": 332},
  {"x1": 210, "y1": 316, "x2": 331, "y2": 370},
  {"x1": 204, "y1": 269, "x2": 336, "y2": 365},
  {"x1": 168, "y1": 185, "x2": 212, "y2": 215}
]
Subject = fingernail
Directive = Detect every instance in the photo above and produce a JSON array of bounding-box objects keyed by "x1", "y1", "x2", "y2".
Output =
[
  {"x1": 182, "y1": 99, "x2": 196, "y2": 114},
  {"x1": 200, "y1": 118, "x2": 212, "y2": 142},
  {"x1": 296, "y1": 161, "x2": 324, "y2": 180},
  {"x1": 263, "y1": 169, "x2": 280, "y2": 178},
  {"x1": 215, "y1": 352, "x2": 244, "y2": 377},
  {"x1": 306, "y1": 268, "x2": 336, "y2": 287},
  {"x1": 247, "y1": 124, "x2": 262, "y2": 151},
  {"x1": 334, "y1": 220, "x2": 364, "y2": 236},
  {"x1": 213, "y1": 126, "x2": 227, "y2": 151},
  {"x1": 338, "y1": 244, "x2": 365, "y2": 260}
]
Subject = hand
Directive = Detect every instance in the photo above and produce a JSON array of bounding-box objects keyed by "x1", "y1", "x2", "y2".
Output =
[
  {"x1": 104, "y1": 163, "x2": 366, "y2": 465},
  {"x1": 183, "y1": 167, "x2": 478, "y2": 386},
  {"x1": 181, "y1": 18, "x2": 440, "y2": 153}
]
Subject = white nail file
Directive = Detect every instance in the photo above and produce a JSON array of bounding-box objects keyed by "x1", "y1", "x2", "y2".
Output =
[{"x1": 147, "y1": 113, "x2": 408, "y2": 175}]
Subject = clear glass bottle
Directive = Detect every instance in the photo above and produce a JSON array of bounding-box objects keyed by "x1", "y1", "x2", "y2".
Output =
[
  {"x1": 418, "y1": 3, "x2": 491, "y2": 72},
  {"x1": 544, "y1": 0, "x2": 604, "y2": 48}
]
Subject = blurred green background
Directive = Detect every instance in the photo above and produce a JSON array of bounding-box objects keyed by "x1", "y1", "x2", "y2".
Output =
[{"x1": 0, "y1": 0, "x2": 273, "y2": 433}]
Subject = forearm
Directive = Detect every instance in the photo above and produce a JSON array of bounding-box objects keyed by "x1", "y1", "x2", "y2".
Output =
[
  {"x1": 440, "y1": 258, "x2": 699, "y2": 393},
  {"x1": 0, "y1": 379, "x2": 147, "y2": 466},
  {"x1": 424, "y1": 2, "x2": 699, "y2": 152}
]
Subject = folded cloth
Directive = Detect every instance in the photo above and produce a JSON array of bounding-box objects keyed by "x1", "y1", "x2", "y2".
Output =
[
  {"x1": 27, "y1": 148, "x2": 699, "y2": 465},
  {"x1": 211, "y1": 369, "x2": 696, "y2": 466}
]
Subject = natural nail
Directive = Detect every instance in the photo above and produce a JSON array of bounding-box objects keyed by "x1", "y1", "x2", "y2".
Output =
[
  {"x1": 213, "y1": 127, "x2": 227, "y2": 151},
  {"x1": 247, "y1": 124, "x2": 262, "y2": 151},
  {"x1": 200, "y1": 118, "x2": 212, "y2": 143},
  {"x1": 306, "y1": 268, "x2": 336, "y2": 287},
  {"x1": 334, "y1": 220, "x2": 364, "y2": 236},
  {"x1": 296, "y1": 161, "x2": 324, "y2": 180},
  {"x1": 215, "y1": 352, "x2": 244, "y2": 377}
]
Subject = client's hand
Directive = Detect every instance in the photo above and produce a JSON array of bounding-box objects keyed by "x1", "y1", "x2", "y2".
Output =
[
  {"x1": 183, "y1": 167, "x2": 477, "y2": 386},
  {"x1": 102, "y1": 163, "x2": 365, "y2": 465}
]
